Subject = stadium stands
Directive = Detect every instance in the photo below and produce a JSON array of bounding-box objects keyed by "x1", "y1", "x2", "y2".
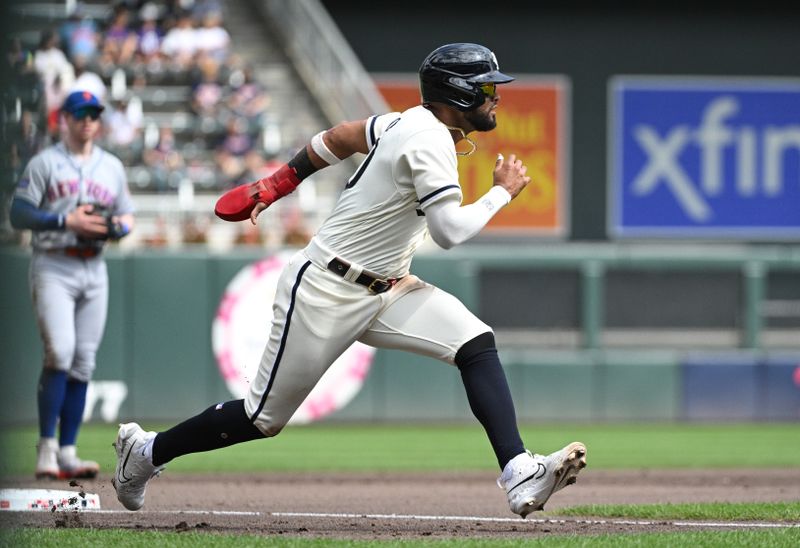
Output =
[{"x1": 2, "y1": 0, "x2": 343, "y2": 249}]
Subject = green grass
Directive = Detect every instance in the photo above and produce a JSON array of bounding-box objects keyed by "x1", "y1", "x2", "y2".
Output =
[
  {"x1": 2, "y1": 422, "x2": 800, "y2": 476},
  {"x1": 2, "y1": 423, "x2": 799, "y2": 546},
  {"x1": 561, "y1": 501, "x2": 800, "y2": 521},
  {"x1": 2, "y1": 527, "x2": 799, "y2": 547}
]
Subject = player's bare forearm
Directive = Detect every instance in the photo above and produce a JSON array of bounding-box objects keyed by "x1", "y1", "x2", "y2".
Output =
[
  {"x1": 219, "y1": 119, "x2": 371, "y2": 224},
  {"x1": 249, "y1": 120, "x2": 370, "y2": 224}
]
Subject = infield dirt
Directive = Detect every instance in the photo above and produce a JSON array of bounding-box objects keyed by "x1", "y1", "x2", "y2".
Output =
[{"x1": 2, "y1": 469, "x2": 799, "y2": 539}]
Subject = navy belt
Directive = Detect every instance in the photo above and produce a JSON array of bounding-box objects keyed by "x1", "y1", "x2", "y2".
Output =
[{"x1": 327, "y1": 258, "x2": 400, "y2": 294}]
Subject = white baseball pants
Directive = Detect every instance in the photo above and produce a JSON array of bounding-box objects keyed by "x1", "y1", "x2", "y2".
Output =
[{"x1": 244, "y1": 239, "x2": 491, "y2": 435}]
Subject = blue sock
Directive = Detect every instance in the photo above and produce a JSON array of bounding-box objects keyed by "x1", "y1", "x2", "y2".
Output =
[
  {"x1": 59, "y1": 379, "x2": 88, "y2": 446},
  {"x1": 38, "y1": 370, "x2": 67, "y2": 439}
]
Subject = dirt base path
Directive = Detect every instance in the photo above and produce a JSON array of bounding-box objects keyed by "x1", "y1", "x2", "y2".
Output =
[{"x1": 2, "y1": 469, "x2": 799, "y2": 539}]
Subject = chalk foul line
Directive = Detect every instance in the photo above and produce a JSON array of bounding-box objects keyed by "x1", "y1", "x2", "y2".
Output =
[
  {"x1": 71, "y1": 509, "x2": 799, "y2": 529},
  {"x1": 271, "y1": 511, "x2": 798, "y2": 529}
]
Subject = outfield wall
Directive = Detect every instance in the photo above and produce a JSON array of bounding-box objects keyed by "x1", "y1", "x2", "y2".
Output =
[{"x1": 1, "y1": 246, "x2": 798, "y2": 425}]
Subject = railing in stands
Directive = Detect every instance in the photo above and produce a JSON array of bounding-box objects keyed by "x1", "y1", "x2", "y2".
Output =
[{"x1": 256, "y1": 0, "x2": 389, "y2": 124}]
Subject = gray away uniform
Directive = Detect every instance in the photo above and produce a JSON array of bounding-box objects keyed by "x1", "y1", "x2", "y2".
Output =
[{"x1": 15, "y1": 142, "x2": 134, "y2": 381}]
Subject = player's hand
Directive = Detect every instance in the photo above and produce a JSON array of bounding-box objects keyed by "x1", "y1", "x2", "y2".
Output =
[
  {"x1": 250, "y1": 201, "x2": 268, "y2": 225},
  {"x1": 65, "y1": 204, "x2": 109, "y2": 239},
  {"x1": 492, "y1": 153, "x2": 530, "y2": 199}
]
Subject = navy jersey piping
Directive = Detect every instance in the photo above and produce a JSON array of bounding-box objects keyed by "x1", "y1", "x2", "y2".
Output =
[
  {"x1": 419, "y1": 184, "x2": 460, "y2": 204},
  {"x1": 345, "y1": 145, "x2": 378, "y2": 189},
  {"x1": 250, "y1": 260, "x2": 312, "y2": 422},
  {"x1": 367, "y1": 116, "x2": 377, "y2": 147}
]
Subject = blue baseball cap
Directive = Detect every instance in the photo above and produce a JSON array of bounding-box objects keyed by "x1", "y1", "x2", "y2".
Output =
[{"x1": 61, "y1": 90, "x2": 105, "y2": 114}]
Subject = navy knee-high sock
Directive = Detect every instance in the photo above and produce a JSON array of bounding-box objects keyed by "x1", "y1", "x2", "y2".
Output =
[
  {"x1": 38, "y1": 370, "x2": 67, "y2": 439},
  {"x1": 456, "y1": 333, "x2": 525, "y2": 470},
  {"x1": 59, "y1": 379, "x2": 88, "y2": 446},
  {"x1": 151, "y1": 399, "x2": 265, "y2": 467}
]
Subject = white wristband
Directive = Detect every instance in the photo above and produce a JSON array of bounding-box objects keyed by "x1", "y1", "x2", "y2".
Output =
[{"x1": 311, "y1": 131, "x2": 342, "y2": 166}]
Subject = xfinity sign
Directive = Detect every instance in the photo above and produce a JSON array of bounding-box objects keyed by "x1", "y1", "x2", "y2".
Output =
[{"x1": 609, "y1": 77, "x2": 800, "y2": 239}]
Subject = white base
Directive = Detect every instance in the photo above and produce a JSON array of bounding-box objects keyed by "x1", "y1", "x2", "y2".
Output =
[{"x1": 0, "y1": 488, "x2": 101, "y2": 511}]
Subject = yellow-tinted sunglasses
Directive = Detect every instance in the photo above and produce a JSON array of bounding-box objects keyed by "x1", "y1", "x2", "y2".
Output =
[{"x1": 479, "y1": 83, "x2": 497, "y2": 98}]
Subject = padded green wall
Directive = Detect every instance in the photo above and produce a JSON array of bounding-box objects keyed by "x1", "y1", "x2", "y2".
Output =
[{"x1": 0, "y1": 247, "x2": 780, "y2": 426}]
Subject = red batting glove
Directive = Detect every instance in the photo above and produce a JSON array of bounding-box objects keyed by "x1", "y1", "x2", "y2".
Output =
[{"x1": 214, "y1": 164, "x2": 302, "y2": 222}]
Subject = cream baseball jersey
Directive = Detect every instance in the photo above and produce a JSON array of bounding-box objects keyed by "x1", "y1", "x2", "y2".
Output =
[{"x1": 315, "y1": 106, "x2": 464, "y2": 278}]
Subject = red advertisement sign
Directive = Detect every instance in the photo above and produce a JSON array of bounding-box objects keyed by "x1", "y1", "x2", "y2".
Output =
[{"x1": 375, "y1": 76, "x2": 569, "y2": 236}]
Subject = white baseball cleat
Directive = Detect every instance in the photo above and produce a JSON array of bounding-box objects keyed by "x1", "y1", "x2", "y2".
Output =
[
  {"x1": 57, "y1": 445, "x2": 100, "y2": 479},
  {"x1": 111, "y1": 422, "x2": 164, "y2": 511},
  {"x1": 498, "y1": 442, "x2": 587, "y2": 518},
  {"x1": 35, "y1": 438, "x2": 59, "y2": 480}
]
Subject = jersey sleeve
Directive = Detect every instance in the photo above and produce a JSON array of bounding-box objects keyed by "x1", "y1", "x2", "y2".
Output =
[
  {"x1": 400, "y1": 129, "x2": 462, "y2": 210},
  {"x1": 364, "y1": 112, "x2": 401, "y2": 149},
  {"x1": 14, "y1": 153, "x2": 49, "y2": 207}
]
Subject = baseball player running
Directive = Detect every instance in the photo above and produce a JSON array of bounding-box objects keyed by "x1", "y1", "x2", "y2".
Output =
[
  {"x1": 10, "y1": 90, "x2": 135, "y2": 479},
  {"x1": 112, "y1": 43, "x2": 586, "y2": 517}
]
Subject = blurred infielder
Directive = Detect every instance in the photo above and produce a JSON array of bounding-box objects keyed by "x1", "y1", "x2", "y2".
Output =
[
  {"x1": 10, "y1": 90, "x2": 135, "y2": 479},
  {"x1": 112, "y1": 43, "x2": 586, "y2": 516}
]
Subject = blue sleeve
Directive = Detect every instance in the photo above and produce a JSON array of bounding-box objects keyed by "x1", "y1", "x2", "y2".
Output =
[{"x1": 9, "y1": 198, "x2": 65, "y2": 231}]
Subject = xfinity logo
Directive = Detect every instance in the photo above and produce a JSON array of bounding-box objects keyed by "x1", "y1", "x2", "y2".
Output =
[
  {"x1": 610, "y1": 78, "x2": 800, "y2": 238},
  {"x1": 632, "y1": 96, "x2": 800, "y2": 221}
]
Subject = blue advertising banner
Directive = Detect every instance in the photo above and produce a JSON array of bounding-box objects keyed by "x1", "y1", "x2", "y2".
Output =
[{"x1": 609, "y1": 77, "x2": 800, "y2": 239}]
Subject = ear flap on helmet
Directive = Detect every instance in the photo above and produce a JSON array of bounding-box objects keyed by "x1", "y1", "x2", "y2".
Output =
[
  {"x1": 420, "y1": 74, "x2": 484, "y2": 111},
  {"x1": 418, "y1": 43, "x2": 513, "y2": 112}
]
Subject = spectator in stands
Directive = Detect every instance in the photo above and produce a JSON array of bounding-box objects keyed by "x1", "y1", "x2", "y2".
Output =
[
  {"x1": 142, "y1": 215, "x2": 169, "y2": 247},
  {"x1": 133, "y1": 3, "x2": 165, "y2": 79},
  {"x1": 191, "y1": 0, "x2": 224, "y2": 21},
  {"x1": 34, "y1": 30, "x2": 75, "y2": 138},
  {"x1": 227, "y1": 65, "x2": 271, "y2": 124},
  {"x1": 160, "y1": 0, "x2": 190, "y2": 26},
  {"x1": 231, "y1": 149, "x2": 276, "y2": 188},
  {"x1": 59, "y1": 4, "x2": 100, "y2": 65},
  {"x1": 104, "y1": 97, "x2": 144, "y2": 162},
  {"x1": 70, "y1": 57, "x2": 107, "y2": 101},
  {"x1": 160, "y1": 10, "x2": 197, "y2": 70},
  {"x1": 181, "y1": 216, "x2": 209, "y2": 245},
  {"x1": 6, "y1": 37, "x2": 35, "y2": 74},
  {"x1": 189, "y1": 57, "x2": 223, "y2": 117},
  {"x1": 214, "y1": 116, "x2": 254, "y2": 181},
  {"x1": 194, "y1": 10, "x2": 230, "y2": 65},
  {"x1": 234, "y1": 220, "x2": 265, "y2": 246},
  {"x1": 34, "y1": 30, "x2": 75, "y2": 101},
  {"x1": 102, "y1": 3, "x2": 138, "y2": 67},
  {"x1": 142, "y1": 126, "x2": 185, "y2": 192}
]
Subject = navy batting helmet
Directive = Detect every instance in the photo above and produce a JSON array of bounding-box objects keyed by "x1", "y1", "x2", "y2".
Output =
[{"x1": 419, "y1": 43, "x2": 514, "y2": 112}]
